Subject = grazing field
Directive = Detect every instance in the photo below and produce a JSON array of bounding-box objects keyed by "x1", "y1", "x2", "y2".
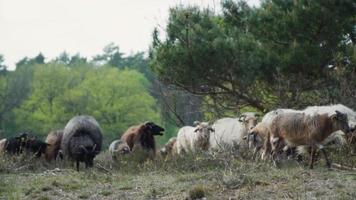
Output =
[{"x1": 1, "y1": 150, "x2": 356, "y2": 200}]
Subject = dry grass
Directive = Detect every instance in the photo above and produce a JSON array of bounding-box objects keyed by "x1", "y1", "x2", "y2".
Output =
[{"x1": 1, "y1": 148, "x2": 356, "y2": 199}]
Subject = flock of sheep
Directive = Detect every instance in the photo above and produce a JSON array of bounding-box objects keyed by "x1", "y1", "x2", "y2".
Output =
[
  {"x1": 160, "y1": 104, "x2": 356, "y2": 169},
  {"x1": 0, "y1": 104, "x2": 355, "y2": 171}
]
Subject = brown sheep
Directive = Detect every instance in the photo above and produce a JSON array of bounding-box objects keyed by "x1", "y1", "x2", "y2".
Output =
[
  {"x1": 160, "y1": 137, "x2": 177, "y2": 157},
  {"x1": 269, "y1": 111, "x2": 350, "y2": 169},
  {"x1": 243, "y1": 122, "x2": 270, "y2": 158},
  {"x1": 44, "y1": 130, "x2": 64, "y2": 162},
  {"x1": 121, "y1": 122, "x2": 164, "y2": 156}
]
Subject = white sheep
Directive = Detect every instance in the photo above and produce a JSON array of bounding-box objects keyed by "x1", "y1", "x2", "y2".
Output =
[
  {"x1": 209, "y1": 112, "x2": 259, "y2": 151},
  {"x1": 303, "y1": 104, "x2": 356, "y2": 129},
  {"x1": 176, "y1": 121, "x2": 214, "y2": 154},
  {"x1": 109, "y1": 139, "x2": 130, "y2": 160}
]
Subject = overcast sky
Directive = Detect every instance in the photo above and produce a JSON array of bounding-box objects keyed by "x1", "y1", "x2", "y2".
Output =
[{"x1": 0, "y1": 0, "x2": 259, "y2": 69}]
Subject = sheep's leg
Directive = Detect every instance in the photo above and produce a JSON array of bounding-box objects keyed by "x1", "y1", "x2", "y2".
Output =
[
  {"x1": 76, "y1": 160, "x2": 80, "y2": 171},
  {"x1": 309, "y1": 146, "x2": 316, "y2": 169},
  {"x1": 320, "y1": 148, "x2": 331, "y2": 168}
]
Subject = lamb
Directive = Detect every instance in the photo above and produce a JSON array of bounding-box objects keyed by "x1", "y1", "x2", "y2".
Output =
[
  {"x1": 159, "y1": 137, "x2": 177, "y2": 156},
  {"x1": 44, "y1": 130, "x2": 64, "y2": 161},
  {"x1": 209, "y1": 112, "x2": 259, "y2": 151},
  {"x1": 269, "y1": 111, "x2": 350, "y2": 169},
  {"x1": 120, "y1": 121, "x2": 164, "y2": 156},
  {"x1": 176, "y1": 121, "x2": 214, "y2": 154},
  {"x1": 61, "y1": 116, "x2": 102, "y2": 171},
  {"x1": 109, "y1": 139, "x2": 130, "y2": 160}
]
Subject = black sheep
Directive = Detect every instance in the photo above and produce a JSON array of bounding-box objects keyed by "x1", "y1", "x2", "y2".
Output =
[
  {"x1": 61, "y1": 116, "x2": 103, "y2": 171},
  {"x1": 25, "y1": 138, "x2": 50, "y2": 158},
  {"x1": 4, "y1": 132, "x2": 30, "y2": 154}
]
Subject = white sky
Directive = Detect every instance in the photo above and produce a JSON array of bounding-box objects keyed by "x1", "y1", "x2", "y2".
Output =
[{"x1": 0, "y1": 0, "x2": 259, "y2": 69}]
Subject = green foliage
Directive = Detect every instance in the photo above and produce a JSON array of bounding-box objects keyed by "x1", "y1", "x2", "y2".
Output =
[
  {"x1": 150, "y1": 0, "x2": 356, "y2": 112},
  {"x1": 14, "y1": 64, "x2": 160, "y2": 139}
]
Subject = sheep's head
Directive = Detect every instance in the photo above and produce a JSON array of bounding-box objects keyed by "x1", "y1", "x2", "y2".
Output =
[
  {"x1": 243, "y1": 122, "x2": 267, "y2": 151},
  {"x1": 193, "y1": 121, "x2": 214, "y2": 150},
  {"x1": 79, "y1": 144, "x2": 99, "y2": 167},
  {"x1": 160, "y1": 137, "x2": 177, "y2": 156},
  {"x1": 117, "y1": 143, "x2": 130, "y2": 155},
  {"x1": 331, "y1": 110, "x2": 350, "y2": 134},
  {"x1": 269, "y1": 136, "x2": 286, "y2": 157},
  {"x1": 243, "y1": 131, "x2": 262, "y2": 151},
  {"x1": 16, "y1": 132, "x2": 32, "y2": 147},
  {"x1": 144, "y1": 121, "x2": 165, "y2": 136},
  {"x1": 238, "y1": 113, "x2": 259, "y2": 131}
]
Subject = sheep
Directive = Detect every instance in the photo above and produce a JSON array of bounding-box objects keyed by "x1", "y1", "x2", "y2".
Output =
[
  {"x1": 4, "y1": 132, "x2": 31, "y2": 155},
  {"x1": 44, "y1": 130, "x2": 64, "y2": 162},
  {"x1": 251, "y1": 105, "x2": 355, "y2": 158},
  {"x1": 269, "y1": 111, "x2": 350, "y2": 169},
  {"x1": 24, "y1": 138, "x2": 50, "y2": 158},
  {"x1": 176, "y1": 121, "x2": 214, "y2": 154},
  {"x1": 346, "y1": 128, "x2": 356, "y2": 155},
  {"x1": 0, "y1": 139, "x2": 6, "y2": 154},
  {"x1": 209, "y1": 112, "x2": 259, "y2": 151},
  {"x1": 109, "y1": 139, "x2": 130, "y2": 160},
  {"x1": 159, "y1": 137, "x2": 177, "y2": 157},
  {"x1": 61, "y1": 116, "x2": 102, "y2": 171},
  {"x1": 120, "y1": 121, "x2": 164, "y2": 156},
  {"x1": 303, "y1": 104, "x2": 356, "y2": 129},
  {"x1": 243, "y1": 122, "x2": 270, "y2": 158}
]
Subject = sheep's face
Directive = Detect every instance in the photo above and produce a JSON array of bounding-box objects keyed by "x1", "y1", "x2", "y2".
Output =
[
  {"x1": 144, "y1": 122, "x2": 165, "y2": 136},
  {"x1": 331, "y1": 110, "x2": 350, "y2": 134},
  {"x1": 194, "y1": 122, "x2": 214, "y2": 149},
  {"x1": 244, "y1": 131, "x2": 263, "y2": 151},
  {"x1": 15, "y1": 132, "x2": 31, "y2": 148},
  {"x1": 270, "y1": 136, "x2": 286, "y2": 156},
  {"x1": 78, "y1": 144, "x2": 100, "y2": 164},
  {"x1": 239, "y1": 114, "x2": 259, "y2": 131},
  {"x1": 119, "y1": 145, "x2": 130, "y2": 155}
]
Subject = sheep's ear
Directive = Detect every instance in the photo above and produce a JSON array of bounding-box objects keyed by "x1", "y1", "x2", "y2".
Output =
[
  {"x1": 330, "y1": 113, "x2": 337, "y2": 120},
  {"x1": 242, "y1": 135, "x2": 248, "y2": 140},
  {"x1": 208, "y1": 127, "x2": 215, "y2": 133},
  {"x1": 194, "y1": 128, "x2": 199, "y2": 132},
  {"x1": 193, "y1": 121, "x2": 200, "y2": 126},
  {"x1": 238, "y1": 117, "x2": 245, "y2": 123}
]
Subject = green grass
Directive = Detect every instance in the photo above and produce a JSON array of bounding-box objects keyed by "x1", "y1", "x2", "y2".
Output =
[{"x1": 1, "y1": 149, "x2": 356, "y2": 199}]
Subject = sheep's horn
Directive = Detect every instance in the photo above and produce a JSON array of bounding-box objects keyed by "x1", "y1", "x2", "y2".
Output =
[
  {"x1": 92, "y1": 144, "x2": 97, "y2": 152},
  {"x1": 80, "y1": 145, "x2": 88, "y2": 153}
]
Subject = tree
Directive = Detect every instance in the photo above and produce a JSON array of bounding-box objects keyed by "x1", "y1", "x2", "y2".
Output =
[
  {"x1": 150, "y1": 1, "x2": 356, "y2": 113},
  {"x1": 0, "y1": 65, "x2": 34, "y2": 137},
  {"x1": 16, "y1": 53, "x2": 46, "y2": 68},
  {"x1": 92, "y1": 43, "x2": 124, "y2": 67},
  {"x1": 0, "y1": 55, "x2": 7, "y2": 73},
  {"x1": 14, "y1": 64, "x2": 160, "y2": 138}
]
